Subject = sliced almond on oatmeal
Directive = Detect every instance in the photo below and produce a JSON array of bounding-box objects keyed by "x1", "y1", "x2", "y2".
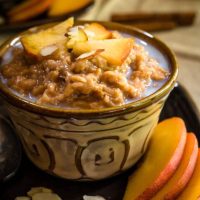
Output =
[
  {"x1": 40, "y1": 45, "x2": 58, "y2": 57},
  {"x1": 27, "y1": 187, "x2": 52, "y2": 197},
  {"x1": 32, "y1": 192, "x2": 62, "y2": 200},
  {"x1": 67, "y1": 27, "x2": 88, "y2": 49},
  {"x1": 76, "y1": 49, "x2": 104, "y2": 61},
  {"x1": 21, "y1": 17, "x2": 74, "y2": 57},
  {"x1": 67, "y1": 25, "x2": 85, "y2": 36},
  {"x1": 84, "y1": 23, "x2": 112, "y2": 40},
  {"x1": 73, "y1": 38, "x2": 134, "y2": 66}
]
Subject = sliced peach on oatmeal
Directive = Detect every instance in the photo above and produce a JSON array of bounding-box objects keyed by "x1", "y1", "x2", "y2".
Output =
[
  {"x1": 84, "y1": 23, "x2": 112, "y2": 40},
  {"x1": 123, "y1": 117, "x2": 187, "y2": 200},
  {"x1": 73, "y1": 38, "x2": 134, "y2": 66},
  {"x1": 21, "y1": 17, "x2": 74, "y2": 57}
]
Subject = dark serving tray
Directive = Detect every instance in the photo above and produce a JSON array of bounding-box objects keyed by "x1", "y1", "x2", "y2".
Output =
[{"x1": 1, "y1": 84, "x2": 200, "y2": 200}]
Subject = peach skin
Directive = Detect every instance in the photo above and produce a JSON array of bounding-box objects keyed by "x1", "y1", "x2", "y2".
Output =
[
  {"x1": 177, "y1": 149, "x2": 200, "y2": 200},
  {"x1": 152, "y1": 133, "x2": 198, "y2": 200},
  {"x1": 123, "y1": 117, "x2": 187, "y2": 200}
]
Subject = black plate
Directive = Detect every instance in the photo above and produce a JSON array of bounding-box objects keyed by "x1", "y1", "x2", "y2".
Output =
[{"x1": 1, "y1": 84, "x2": 200, "y2": 200}]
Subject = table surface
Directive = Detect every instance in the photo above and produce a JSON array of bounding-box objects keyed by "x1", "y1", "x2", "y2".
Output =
[{"x1": 0, "y1": 0, "x2": 199, "y2": 112}]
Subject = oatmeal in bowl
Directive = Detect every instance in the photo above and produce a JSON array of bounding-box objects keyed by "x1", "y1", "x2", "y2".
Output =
[
  {"x1": 1, "y1": 17, "x2": 169, "y2": 109},
  {"x1": 0, "y1": 18, "x2": 177, "y2": 180}
]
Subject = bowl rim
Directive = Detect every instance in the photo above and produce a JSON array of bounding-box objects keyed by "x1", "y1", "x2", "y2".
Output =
[{"x1": 0, "y1": 20, "x2": 178, "y2": 119}]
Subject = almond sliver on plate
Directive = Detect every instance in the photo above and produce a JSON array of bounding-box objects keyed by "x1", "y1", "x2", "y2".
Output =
[{"x1": 83, "y1": 195, "x2": 106, "y2": 200}]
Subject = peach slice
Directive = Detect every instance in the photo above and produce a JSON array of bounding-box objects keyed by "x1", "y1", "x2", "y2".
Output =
[
  {"x1": 152, "y1": 133, "x2": 198, "y2": 200},
  {"x1": 73, "y1": 38, "x2": 134, "y2": 66},
  {"x1": 123, "y1": 117, "x2": 187, "y2": 200},
  {"x1": 84, "y1": 23, "x2": 112, "y2": 40},
  {"x1": 21, "y1": 17, "x2": 74, "y2": 57},
  {"x1": 48, "y1": 0, "x2": 92, "y2": 17},
  {"x1": 177, "y1": 149, "x2": 200, "y2": 200},
  {"x1": 8, "y1": 0, "x2": 54, "y2": 22}
]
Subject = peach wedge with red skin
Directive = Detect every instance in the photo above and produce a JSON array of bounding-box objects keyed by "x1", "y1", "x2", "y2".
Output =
[
  {"x1": 21, "y1": 17, "x2": 74, "y2": 57},
  {"x1": 73, "y1": 38, "x2": 134, "y2": 66},
  {"x1": 123, "y1": 117, "x2": 187, "y2": 200},
  {"x1": 8, "y1": 0, "x2": 41, "y2": 16},
  {"x1": 177, "y1": 149, "x2": 200, "y2": 200},
  {"x1": 152, "y1": 133, "x2": 198, "y2": 200},
  {"x1": 84, "y1": 23, "x2": 112, "y2": 40}
]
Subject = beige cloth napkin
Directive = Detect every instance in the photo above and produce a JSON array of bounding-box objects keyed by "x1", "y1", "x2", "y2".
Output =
[{"x1": 79, "y1": 0, "x2": 141, "y2": 21}]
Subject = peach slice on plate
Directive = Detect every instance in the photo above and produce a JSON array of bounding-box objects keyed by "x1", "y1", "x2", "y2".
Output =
[
  {"x1": 177, "y1": 149, "x2": 200, "y2": 200},
  {"x1": 8, "y1": 0, "x2": 54, "y2": 22},
  {"x1": 21, "y1": 17, "x2": 74, "y2": 57},
  {"x1": 8, "y1": 0, "x2": 41, "y2": 16},
  {"x1": 84, "y1": 23, "x2": 112, "y2": 40},
  {"x1": 152, "y1": 133, "x2": 198, "y2": 200},
  {"x1": 48, "y1": 0, "x2": 92, "y2": 17},
  {"x1": 123, "y1": 117, "x2": 187, "y2": 200},
  {"x1": 73, "y1": 38, "x2": 134, "y2": 66}
]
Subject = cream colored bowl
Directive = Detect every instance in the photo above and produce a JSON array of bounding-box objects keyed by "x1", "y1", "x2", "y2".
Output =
[{"x1": 0, "y1": 21, "x2": 178, "y2": 181}]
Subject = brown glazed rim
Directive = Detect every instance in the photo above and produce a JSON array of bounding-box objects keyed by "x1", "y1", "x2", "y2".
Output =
[{"x1": 0, "y1": 20, "x2": 178, "y2": 119}]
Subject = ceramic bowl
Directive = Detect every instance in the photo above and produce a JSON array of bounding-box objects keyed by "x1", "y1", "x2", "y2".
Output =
[{"x1": 0, "y1": 21, "x2": 178, "y2": 181}]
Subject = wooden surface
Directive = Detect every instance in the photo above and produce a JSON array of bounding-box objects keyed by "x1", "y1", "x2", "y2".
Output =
[{"x1": 0, "y1": 0, "x2": 199, "y2": 112}]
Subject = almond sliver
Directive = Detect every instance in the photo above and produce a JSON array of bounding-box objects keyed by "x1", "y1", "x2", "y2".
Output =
[
  {"x1": 83, "y1": 195, "x2": 106, "y2": 200},
  {"x1": 27, "y1": 187, "x2": 52, "y2": 197},
  {"x1": 76, "y1": 49, "x2": 104, "y2": 61},
  {"x1": 32, "y1": 193, "x2": 62, "y2": 200},
  {"x1": 40, "y1": 45, "x2": 58, "y2": 57},
  {"x1": 67, "y1": 25, "x2": 85, "y2": 36}
]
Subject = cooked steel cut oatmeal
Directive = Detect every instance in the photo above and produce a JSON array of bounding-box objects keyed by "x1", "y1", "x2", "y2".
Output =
[{"x1": 0, "y1": 18, "x2": 169, "y2": 109}]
